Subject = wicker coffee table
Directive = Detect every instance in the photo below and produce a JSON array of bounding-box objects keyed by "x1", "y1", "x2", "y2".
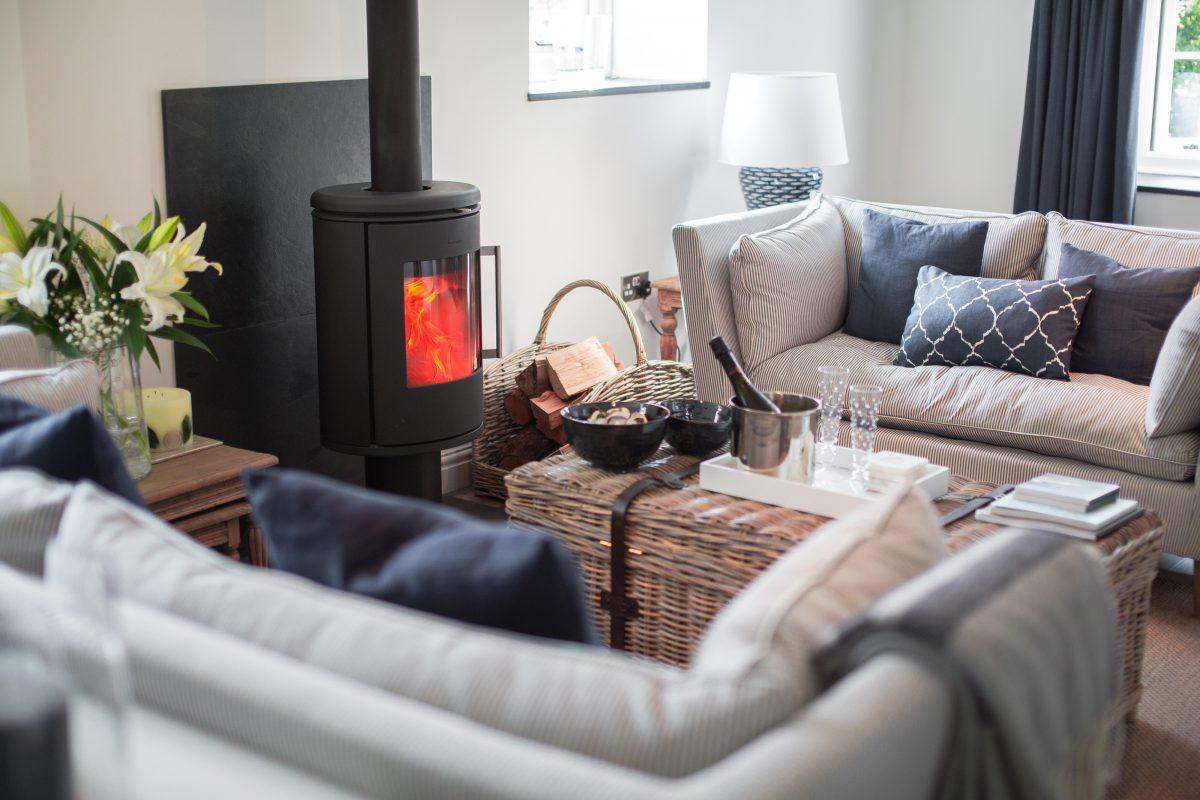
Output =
[{"x1": 506, "y1": 446, "x2": 1164, "y2": 721}]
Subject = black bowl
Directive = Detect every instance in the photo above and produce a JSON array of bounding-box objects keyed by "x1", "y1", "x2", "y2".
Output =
[
  {"x1": 561, "y1": 401, "x2": 670, "y2": 470},
  {"x1": 662, "y1": 399, "x2": 733, "y2": 455}
]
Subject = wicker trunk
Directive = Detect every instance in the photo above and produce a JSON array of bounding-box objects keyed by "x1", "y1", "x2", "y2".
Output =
[
  {"x1": 506, "y1": 446, "x2": 1164, "y2": 723},
  {"x1": 472, "y1": 279, "x2": 694, "y2": 500}
]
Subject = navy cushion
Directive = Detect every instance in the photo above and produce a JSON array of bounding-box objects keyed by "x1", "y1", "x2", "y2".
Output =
[
  {"x1": 1057, "y1": 244, "x2": 1200, "y2": 385},
  {"x1": 895, "y1": 266, "x2": 1095, "y2": 380},
  {"x1": 242, "y1": 468, "x2": 598, "y2": 645},
  {"x1": 0, "y1": 396, "x2": 143, "y2": 505},
  {"x1": 844, "y1": 209, "x2": 989, "y2": 344}
]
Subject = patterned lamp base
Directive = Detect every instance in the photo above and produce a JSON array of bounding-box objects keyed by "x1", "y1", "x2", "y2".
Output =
[{"x1": 738, "y1": 166, "x2": 824, "y2": 209}]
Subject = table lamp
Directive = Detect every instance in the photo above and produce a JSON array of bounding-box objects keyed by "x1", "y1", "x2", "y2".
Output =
[{"x1": 719, "y1": 72, "x2": 849, "y2": 209}]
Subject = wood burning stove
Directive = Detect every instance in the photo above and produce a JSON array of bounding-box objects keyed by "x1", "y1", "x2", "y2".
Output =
[{"x1": 311, "y1": 0, "x2": 499, "y2": 502}]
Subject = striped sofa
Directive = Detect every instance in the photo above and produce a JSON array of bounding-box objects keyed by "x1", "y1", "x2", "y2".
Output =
[{"x1": 675, "y1": 195, "x2": 1200, "y2": 602}]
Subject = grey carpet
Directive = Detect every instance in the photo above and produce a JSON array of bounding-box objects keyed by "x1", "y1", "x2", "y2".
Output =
[{"x1": 1111, "y1": 573, "x2": 1200, "y2": 798}]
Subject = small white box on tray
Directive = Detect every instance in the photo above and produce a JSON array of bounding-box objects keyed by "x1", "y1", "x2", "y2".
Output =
[{"x1": 699, "y1": 446, "x2": 950, "y2": 518}]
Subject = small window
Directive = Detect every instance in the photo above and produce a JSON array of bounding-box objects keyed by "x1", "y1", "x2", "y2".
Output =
[
  {"x1": 528, "y1": 0, "x2": 709, "y2": 100},
  {"x1": 1140, "y1": 0, "x2": 1200, "y2": 180}
]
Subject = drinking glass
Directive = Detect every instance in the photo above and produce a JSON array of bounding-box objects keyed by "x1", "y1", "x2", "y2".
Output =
[
  {"x1": 44, "y1": 538, "x2": 132, "y2": 800},
  {"x1": 848, "y1": 385, "x2": 883, "y2": 481},
  {"x1": 816, "y1": 366, "x2": 850, "y2": 466}
]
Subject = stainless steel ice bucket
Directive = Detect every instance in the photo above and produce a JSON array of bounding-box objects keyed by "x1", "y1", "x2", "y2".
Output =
[{"x1": 729, "y1": 392, "x2": 820, "y2": 480}]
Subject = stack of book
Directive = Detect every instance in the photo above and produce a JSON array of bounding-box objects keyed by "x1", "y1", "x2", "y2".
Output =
[{"x1": 975, "y1": 474, "x2": 1141, "y2": 540}]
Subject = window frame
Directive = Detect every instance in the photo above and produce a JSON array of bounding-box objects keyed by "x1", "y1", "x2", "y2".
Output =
[
  {"x1": 527, "y1": 0, "x2": 710, "y2": 101},
  {"x1": 1139, "y1": 0, "x2": 1200, "y2": 184}
]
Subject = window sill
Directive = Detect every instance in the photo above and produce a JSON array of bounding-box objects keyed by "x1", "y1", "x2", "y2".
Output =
[
  {"x1": 528, "y1": 77, "x2": 709, "y2": 101},
  {"x1": 1138, "y1": 172, "x2": 1200, "y2": 197}
]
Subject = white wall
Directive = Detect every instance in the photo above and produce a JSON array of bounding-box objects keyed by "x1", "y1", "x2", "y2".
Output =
[
  {"x1": 889, "y1": 0, "x2": 1200, "y2": 233},
  {"x1": 11, "y1": 0, "x2": 368, "y2": 385},
  {"x1": 9, "y1": 0, "x2": 1194, "y2": 390}
]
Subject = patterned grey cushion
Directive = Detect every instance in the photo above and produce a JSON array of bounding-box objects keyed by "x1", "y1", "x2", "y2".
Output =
[
  {"x1": 896, "y1": 266, "x2": 1095, "y2": 380},
  {"x1": 727, "y1": 196, "x2": 847, "y2": 370},
  {"x1": 1146, "y1": 295, "x2": 1200, "y2": 438}
]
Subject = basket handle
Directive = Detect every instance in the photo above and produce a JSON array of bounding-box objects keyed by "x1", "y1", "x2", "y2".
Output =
[{"x1": 533, "y1": 279, "x2": 648, "y2": 365}]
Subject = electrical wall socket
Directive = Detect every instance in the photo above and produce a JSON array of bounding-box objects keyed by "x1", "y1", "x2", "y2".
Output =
[{"x1": 620, "y1": 271, "x2": 651, "y2": 302}]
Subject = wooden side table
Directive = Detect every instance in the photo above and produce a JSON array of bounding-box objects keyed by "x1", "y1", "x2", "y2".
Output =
[
  {"x1": 650, "y1": 276, "x2": 683, "y2": 361},
  {"x1": 138, "y1": 444, "x2": 278, "y2": 566}
]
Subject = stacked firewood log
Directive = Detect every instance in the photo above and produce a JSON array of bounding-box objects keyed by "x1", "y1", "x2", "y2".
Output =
[{"x1": 496, "y1": 336, "x2": 623, "y2": 470}]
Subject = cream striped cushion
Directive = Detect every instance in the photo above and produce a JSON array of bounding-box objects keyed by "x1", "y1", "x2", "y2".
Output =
[
  {"x1": 750, "y1": 332, "x2": 1200, "y2": 481},
  {"x1": 826, "y1": 196, "x2": 1046, "y2": 292},
  {"x1": 0, "y1": 469, "x2": 74, "y2": 575},
  {"x1": 1147, "y1": 295, "x2": 1200, "y2": 438},
  {"x1": 0, "y1": 360, "x2": 100, "y2": 412},
  {"x1": 0, "y1": 326, "x2": 40, "y2": 369},
  {"x1": 728, "y1": 196, "x2": 846, "y2": 370},
  {"x1": 1042, "y1": 212, "x2": 1200, "y2": 280},
  {"x1": 53, "y1": 479, "x2": 850, "y2": 778}
]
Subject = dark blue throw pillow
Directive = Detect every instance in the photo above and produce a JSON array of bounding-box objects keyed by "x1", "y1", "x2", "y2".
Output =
[
  {"x1": 0, "y1": 395, "x2": 143, "y2": 505},
  {"x1": 895, "y1": 266, "x2": 1095, "y2": 380},
  {"x1": 243, "y1": 468, "x2": 599, "y2": 645},
  {"x1": 844, "y1": 209, "x2": 989, "y2": 344},
  {"x1": 1057, "y1": 244, "x2": 1200, "y2": 385}
]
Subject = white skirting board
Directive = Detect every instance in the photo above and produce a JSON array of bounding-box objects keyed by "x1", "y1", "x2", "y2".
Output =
[{"x1": 441, "y1": 444, "x2": 473, "y2": 494}]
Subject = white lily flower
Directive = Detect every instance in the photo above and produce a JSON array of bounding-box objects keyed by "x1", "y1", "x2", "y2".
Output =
[
  {"x1": 162, "y1": 223, "x2": 221, "y2": 276},
  {"x1": 116, "y1": 250, "x2": 187, "y2": 331},
  {"x1": 88, "y1": 217, "x2": 142, "y2": 263},
  {"x1": 0, "y1": 246, "x2": 65, "y2": 316}
]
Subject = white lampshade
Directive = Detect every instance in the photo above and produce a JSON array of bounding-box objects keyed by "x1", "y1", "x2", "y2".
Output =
[{"x1": 719, "y1": 72, "x2": 849, "y2": 168}]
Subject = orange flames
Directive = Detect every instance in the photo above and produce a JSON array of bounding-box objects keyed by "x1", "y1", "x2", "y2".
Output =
[{"x1": 404, "y1": 274, "x2": 474, "y2": 387}]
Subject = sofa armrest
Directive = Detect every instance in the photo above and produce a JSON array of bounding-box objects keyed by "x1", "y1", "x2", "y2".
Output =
[{"x1": 673, "y1": 202, "x2": 809, "y2": 403}]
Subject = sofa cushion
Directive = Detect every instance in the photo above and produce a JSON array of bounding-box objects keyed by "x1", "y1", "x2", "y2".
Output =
[
  {"x1": 54, "y1": 478, "x2": 888, "y2": 778},
  {"x1": 728, "y1": 196, "x2": 847, "y2": 369},
  {"x1": 751, "y1": 332, "x2": 1200, "y2": 480},
  {"x1": 243, "y1": 468, "x2": 597, "y2": 644},
  {"x1": 693, "y1": 485, "x2": 944, "y2": 695},
  {"x1": 895, "y1": 266, "x2": 1095, "y2": 380},
  {"x1": 826, "y1": 196, "x2": 1046, "y2": 291},
  {"x1": 0, "y1": 326, "x2": 40, "y2": 369},
  {"x1": 1042, "y1": 211, "x2": 1200, "y2": 280},
  {"x1": 844, "y1": 210, "x2": 988, "y2": 344},
  {"x1": 1058, "y1": 244, "x2": 1200, "y2": 385},
  {"x1": 0, "y1": 360, "x2": 100, "y2": 413},
  {"x1": 0, "y1": 468, "x2": 74, "y2": 575},
  {"x1": 0, "y1": 396, "x2": 142, "y2": 504},
  {"x1": 1146, "y1": 294, "x2": 1200, "y2": 438}
]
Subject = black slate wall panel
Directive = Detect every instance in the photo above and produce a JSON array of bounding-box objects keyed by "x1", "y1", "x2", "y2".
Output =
[{"x1": 162, "y1": 77, "x2": 432, "y2": 482}]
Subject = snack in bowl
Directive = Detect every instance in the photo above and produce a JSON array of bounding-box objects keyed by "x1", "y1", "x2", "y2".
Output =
[{"x1": 561, "y1": 401, "x2": 669, "y2": 470}]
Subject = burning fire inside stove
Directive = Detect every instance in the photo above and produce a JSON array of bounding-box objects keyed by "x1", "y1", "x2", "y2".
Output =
[{"x1": 404, "y1": 267, "x2": 477, "y2": 388}]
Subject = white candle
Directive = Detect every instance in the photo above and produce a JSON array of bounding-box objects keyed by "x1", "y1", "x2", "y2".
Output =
[{"x1": 142, "y1": 388, "x2": 193, "y2": 451}]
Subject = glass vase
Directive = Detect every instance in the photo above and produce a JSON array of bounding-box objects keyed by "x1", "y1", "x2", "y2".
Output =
[{"x1": 92, "y1": 345, "x2": 152, "y2": 482}]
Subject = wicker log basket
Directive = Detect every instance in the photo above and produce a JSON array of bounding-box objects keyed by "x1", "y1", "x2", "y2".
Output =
[{"x1": 472, "y1": 279, "x2": 694, "y2": 500}]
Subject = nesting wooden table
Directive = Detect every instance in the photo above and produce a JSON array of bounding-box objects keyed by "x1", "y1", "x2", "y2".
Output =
[{"x1": 138, "y1": 444, "x2": 278, "y2": 566}]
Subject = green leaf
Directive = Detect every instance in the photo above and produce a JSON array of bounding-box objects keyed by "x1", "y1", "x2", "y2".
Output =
[
  {"x1": 0, "y1": 201, "x2": 27, "y2": 252},
  {"x1": 80, "y1": 216, "x2": 130, "y2": 257},
  {"x1": 144, "y1": 335, "x2": 161, "y2": 370},
  {"x1": 173, "y1": 290, "x2": 210, "y2": 320},
  {"x1": 137, "y1": 211, "x2": 152, "y2": 234},
  {"x1": 147, "y1": 216, "x2": 179, "y2": 251},
  {"x1": 152, "y1": 198, "x2": 162, "y2": 230},
  {"x1": 133, "y1": 230, "x2": 153, "y2": 253},
  {"x1": 53, "y1": 197, "x2": 65, "y2": 249},
  {"x1": 24, "y1": 219, "x2": 50, "y2": 249},
  {"x1": 152, "y1": 325, "x2": 214, "y2": 358},
  {"x1": 111, "y1": 259, "x2": 136, "y2": 293},
  {"x1": 180, "y1": 317, "x2": 220, "y2": 329},
  {"x1": 74, "y1": 244, "x2": 110, "y2": 292}
]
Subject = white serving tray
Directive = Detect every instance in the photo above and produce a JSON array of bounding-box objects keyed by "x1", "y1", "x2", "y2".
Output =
[{"x1": 699, "y1": 446, "x2": 950, "y2": 519}]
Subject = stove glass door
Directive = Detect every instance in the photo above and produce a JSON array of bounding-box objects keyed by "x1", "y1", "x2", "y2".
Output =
[{"x1": 403, "y1": 255, "x2": 480, "y2": 388}]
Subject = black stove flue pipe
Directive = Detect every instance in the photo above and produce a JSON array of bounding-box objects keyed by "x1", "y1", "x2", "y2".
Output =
[{"x1": 366, "y1": 0, "x2": 423, "y2": 193}]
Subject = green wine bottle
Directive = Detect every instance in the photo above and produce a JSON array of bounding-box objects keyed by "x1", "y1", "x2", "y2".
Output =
[{"x1": 709, "y1": 336, "x2": 781, "y2": 413}]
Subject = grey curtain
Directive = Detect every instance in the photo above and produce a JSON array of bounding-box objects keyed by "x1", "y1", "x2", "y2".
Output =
[{"x1": 1013, "y1": 0, "x2": 1146, "y2": 223}]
